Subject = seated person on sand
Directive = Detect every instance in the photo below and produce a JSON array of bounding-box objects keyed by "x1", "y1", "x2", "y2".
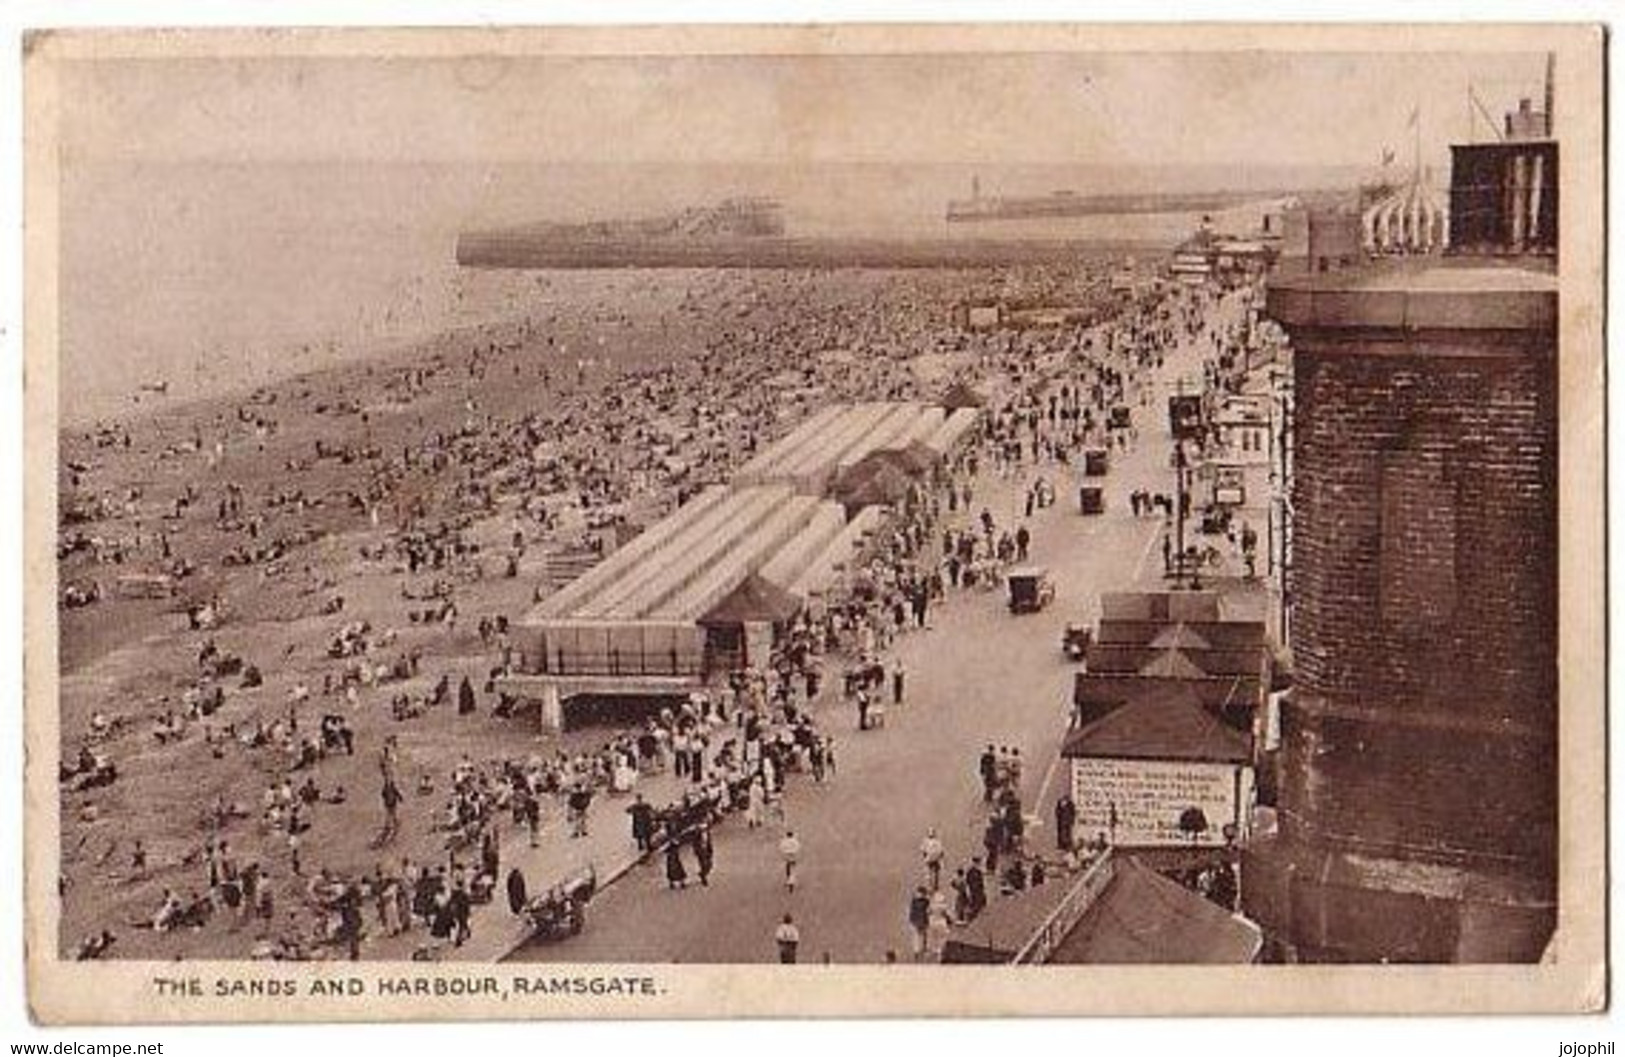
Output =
[
  {"x1": 175, "y1": 890, "x2": 214, "y2": 930},
  {"x1": 210, "y1": 794, "x2": 250, "y2": 826},
  {"x1": 74, "y1": 929, "x2": 116, "y2": 961},
  {"x1": 153, "y1": 711, "x2": 185, "y2": 745},
  {"x1": 292, "y1": 737, "x2": 320, "y2": 770},
  {"x1": 68, "y1": 750, "x2": 118, "y2": 791},
  {"x1": 149, "y1": 889, "x2": 185, "y2": 932},
  {"x1": 60, "y1": 744, "x2": 98, "y2": 784}
]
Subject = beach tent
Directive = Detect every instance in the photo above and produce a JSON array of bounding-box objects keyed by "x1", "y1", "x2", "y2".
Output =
[
  {"x1": 1062, "y1": 692, "x2": 1252, "y2": 766},
  {"x1": 698, "y1": 573, "x2": 803, "y2": 628},
  {"x1": 1137, "y1": 648, "x2": 1211, "y2": 680},
  {"x1": 831, "y1": 458, "x2": 914, "y2": 515},
  {"x1": 941, "y1": 380, "x2": 988, "y2": 410},
  {"x1": 1047, "y1": 858, "x2": 1263, "y2": 964},
  {"x1": 1148, "y1": 623, "x2": 1215, "y2": 652},
  {"x1": 879, "y1": 441, "x2": 941, "y2": 476}
]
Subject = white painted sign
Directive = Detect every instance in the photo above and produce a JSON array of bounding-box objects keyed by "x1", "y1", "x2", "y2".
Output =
[{"x1": 1071, "y1": 757, "x2": 1250, "y2": 847}]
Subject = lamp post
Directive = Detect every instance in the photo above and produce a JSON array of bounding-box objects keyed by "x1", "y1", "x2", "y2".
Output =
[{"x1": 1173, "y1": 438, "x2": 1190, "y2": 589}]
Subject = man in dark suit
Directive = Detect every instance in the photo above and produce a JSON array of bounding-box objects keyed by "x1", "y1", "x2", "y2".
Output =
[
  {"x1": 1055, "y1": 793, "x2": 1078, "y2": 853},
  {"x1": 506, "y1": 867, "x2": 528, "y2": 915},
  {"x1": 626, "y1": 794, "x2": 655, "y2": 853}
]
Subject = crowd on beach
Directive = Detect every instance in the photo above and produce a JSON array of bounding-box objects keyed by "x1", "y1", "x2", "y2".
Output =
[{"x1": 56, "y1": 257, "x2": 1238, "y2": 962}]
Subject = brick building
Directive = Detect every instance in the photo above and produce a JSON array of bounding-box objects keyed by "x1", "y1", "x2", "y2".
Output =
[{"x1": 1240, "y1": 131, "x2": 1558, "y2": 961}]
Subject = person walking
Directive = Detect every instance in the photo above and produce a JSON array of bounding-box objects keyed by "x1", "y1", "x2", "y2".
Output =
[
  {"x1": 626, "y1": 794, "x2": 654, "y2": 853},
  {"x1": 378, "y1": 777, "x2": 402, "y2": 846},
  {"x1": 779, "y1": 830, "x2": 802, "y2": 892},
  {"x1": 1055, "y1": 793, "x2": 1078, "y2": 854},
  {"x1": 978, "y1": 745, "x2": 997, "y2": 802},
  {"x1": 919, "y1": 828, "x2": 945, "y2": 891},
  {"x1": 907, "y1": 887, "x2": 931, "y2": 962},
  {"x1": 567, "y1": 783, "x2": 592, "y2": 839},
  {"x1": 774, "y1": 914, "x2": 801, "y2": 964},
  {"x1": 522, "y1": 790, "x2": 542, "y2": 848},
  {"x1": 505, "y1": 866, "x2": 528, "y2": 916},
  {"x1": 664, "y1": 838, "x2": 689, "y2": 891},
  {"x1": 339, "y1": 884, "x2": 364, "y2": 961},
  {"x1": 672, "y1": 729, "x2": 691, "y2": 780},
  {"x1": 891, "y1": 662, "x2": 906, "y2": 708},
  {"x1": 983, "y1": 817, "x2": 1003, "y2": 876},
  {"x1": 746, "y1": 776, "x2": 766, "y2": 829},
  {"x1": 689, "y1": 733, "x2": 707, "y2": 784},
  {"x1": 965, "y1": 859, "x2": 987, "y2": 920},
  {"x1": 448, "y1": 879, "x2": 471, "y2": 948},
  {"x1": 693, "y1": 825, "x2": 715, "y2": 888},
  {"x1": 950, "y1": 868, "x2": 970, "y2": 923},
  {"x1": 474, "y1": 825, "x2": 498, "y2": 887}
]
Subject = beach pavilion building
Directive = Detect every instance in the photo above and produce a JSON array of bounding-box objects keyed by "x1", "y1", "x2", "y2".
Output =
[{"x1": 502, "y1": 401, "x2": 980, "y2": 728}]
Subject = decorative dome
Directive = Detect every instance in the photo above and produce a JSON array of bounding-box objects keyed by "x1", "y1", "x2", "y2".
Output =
[{"x1": 1362, "y1": 170, "x2": 1450, "y2": 255}]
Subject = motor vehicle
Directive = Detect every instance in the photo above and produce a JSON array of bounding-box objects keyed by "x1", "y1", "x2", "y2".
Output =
[
  {"x1": 1062, "y1": 622, "x2": 1093, "y2": 661},
  {"x1": 1006, "y1": 566, "x2": 1055, "y2": 614}
]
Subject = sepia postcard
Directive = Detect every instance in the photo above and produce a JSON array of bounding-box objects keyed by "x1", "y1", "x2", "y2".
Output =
[{"x1": 21, "y1": 22, "x2": 1607, "y2": 1023}]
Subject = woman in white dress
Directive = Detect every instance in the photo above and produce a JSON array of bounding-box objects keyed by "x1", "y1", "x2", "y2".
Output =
[{"x1": 745, "y1": 776, "x2": 765, "y2": 829}]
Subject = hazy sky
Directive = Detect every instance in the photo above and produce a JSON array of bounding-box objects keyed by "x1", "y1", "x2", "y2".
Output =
[{"x1": 60, "y1": 50, "x2": 1551, "y2": 172}]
